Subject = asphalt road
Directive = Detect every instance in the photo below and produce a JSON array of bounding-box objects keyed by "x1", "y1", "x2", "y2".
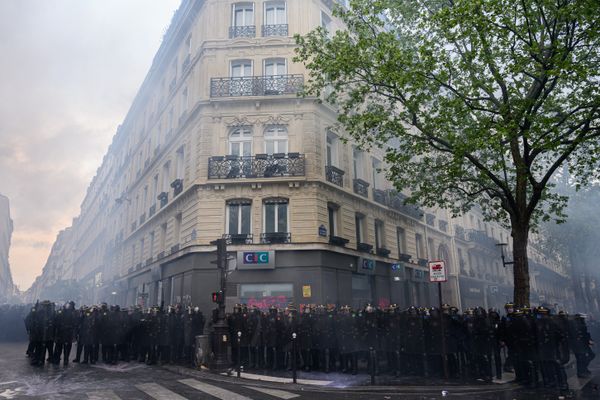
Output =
[{"x1": 0, "y1": 342, "x2": 598, "y2": 400}]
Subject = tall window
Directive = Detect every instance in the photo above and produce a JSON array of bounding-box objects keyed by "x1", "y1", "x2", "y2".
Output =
[
  {"x1": 264, "y1": 58, "x2": 287, "y2": 76},
  {"x1": 353, "y1": 146, "x2": 364, "y2": 179},
  {"x1": 227, "y1": 199, "x2": 252, "y2": 234},
  {"x1": 162, "y1": 161, "x2": 171, "y2": 191},
  {"x1": 232, "y1": 3, "x2": 254, "y2": 26},
  {"x1": 152, "y1": 174, "x2": 159, "y2": 200},
  {"x1": 229, "y1": 127, "x2": 253, "y2": 156},
  {"x1": 355, "y1": 213, "x2": 365, "y2": 244},
  {"x1": 160, "y1": 223, "x2": 167, "y2": 250},
  {"x1": 372, "y1": 157, "x2": 383, "y2": 189},
  {"x1": 264, "y1": 125, "x2": 288, "y2": 154},
  {"x1": 176, "y1": 146, "x2": 185, "y2": 179},
  {"x1": 326, "y1": 130, "x2": 338, "y2": 167},
  {"x1": 415, "y1": 233, "x2": 424, "y2": 259},
  {"x1": 149, "y1": 231, "x2": 155, "y2": 258},
  {"x1": 174, "y1": 213, "x2": 182, "y2": 245},
  {"x1": 328, "y1": 203, "x2": 338, "y2": 236},
  {"x1": 375, "y1": 219, "x2": 385, "y2": 249},
  {"x1": 181, "y1": 87, "x2": 188, "y2": 114},
  {"x1": 396, "y1": 227, "x2": 406, "y2": 255},
  {"x1": 231, "y1": 60, "x2": 253, "y2": 77},
  {"x1": 264, "y1": 198, "x2": 288, "y2": 233},
  {"x1": 320, "y1": 11, "x2": 331, "y2": 32},
  {"x1": 264, "y1": 1, "x2": 286, "y2": 25}
]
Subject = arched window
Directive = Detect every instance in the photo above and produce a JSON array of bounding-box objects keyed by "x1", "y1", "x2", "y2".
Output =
[
  {"x1": 264, "y1": 125, "x2": 288, "y2": 154},
  {"x1": 229, "y1": 126, "x2": 253, "y2": 156}
]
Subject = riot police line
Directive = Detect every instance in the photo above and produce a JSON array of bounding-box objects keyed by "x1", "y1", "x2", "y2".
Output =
[
  {"x1": 17, "y1": 300, "x2": 597, "y2": 390},
  {"x1": 225, "y1": 302, "x2": 597, "y2": 390},
  {"x1": 23, "y1": 300, "x2": 205, "y2": 368}
]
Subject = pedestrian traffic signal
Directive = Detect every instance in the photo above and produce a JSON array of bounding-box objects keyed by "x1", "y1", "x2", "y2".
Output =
[{"x1": 212, "y1": 291, "x2": 224, "y2": 303}]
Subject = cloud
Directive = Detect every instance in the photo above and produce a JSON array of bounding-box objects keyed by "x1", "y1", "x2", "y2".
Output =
[{"x1": 0, "y1": 0, "x2": 180, "y2": 290}]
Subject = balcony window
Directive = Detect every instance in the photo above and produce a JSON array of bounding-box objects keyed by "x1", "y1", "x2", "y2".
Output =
[
  {"x1": 264, "y1": 125, "x2": 288, "y2": 154},
  {"x1": 264, "y1": 58, "x2": 287, "y2": 76},
  {"x1": 264, "y1": 1, "x2": 286, "y2": 25},
  {"x1": 353, "y1": 146, "x2": 365, "y2": 180},
  {"x1": 372, "y1": 157, "x2": 383, "y2": 189},
  {"x1": 375, "y1": 219, "x2": 385, "y2": 249},
  {"x1": 328, "y1": 202, "x2": 339, "y2": 236},
  {"x1": 416, "y1": 233, "x2": 424, "y2": 259},
  {"x1": 227, "y1": 199, "x2": 252, "y2": 235},
  {"x1": 264, "y1": 198, "x2": 288, "y2": 233},
  {"x1": 231, "y1": 60, "x2": 253, "y2": 78},
  {"x1": 397, "y1": 227, "x2": 406, "y2": 255},
  {"x1": 326, "y1": 130, "x2": 339, "y2": 167},
  {"x1": 231, "y1": 3, "x2": 255, "y2": 38},
  {"x1": 229, "y1": 127, "x2": 253, "y2": 157},
  {"x1": 355, "y1": 213, "x2": 365, "y2": 245}
]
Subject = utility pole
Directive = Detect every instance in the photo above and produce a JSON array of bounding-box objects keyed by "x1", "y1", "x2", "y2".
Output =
[{"x1": 210, "y1": 238, "x2": 230, "y2": 371}]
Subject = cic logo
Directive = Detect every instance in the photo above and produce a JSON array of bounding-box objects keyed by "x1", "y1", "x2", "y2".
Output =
[{"x1": 243, "y1": 252, "x2": 269, "y2": 264}]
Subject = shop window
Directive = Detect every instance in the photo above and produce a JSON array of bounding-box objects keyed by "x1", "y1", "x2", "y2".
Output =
[{"x1": 240, "y1": 283, "x2": 293, "y2": 309}]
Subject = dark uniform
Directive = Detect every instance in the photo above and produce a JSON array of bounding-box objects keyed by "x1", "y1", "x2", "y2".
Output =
[
  {"x1": 568, "y1": 314, "x2": 595, "y2": 378},
  {"x1": 53, "y1": 302, "x2": 77, "y2": 366}
]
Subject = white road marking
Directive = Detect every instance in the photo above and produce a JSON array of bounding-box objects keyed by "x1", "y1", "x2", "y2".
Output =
[
  {"x1": 179, "y1": 378, "x2": 252, "y2": 400},
  {"x1": 87, "y1": 390, "x2": 121, "y2": 400},
  {"x1": 220, "y1": 371, "x2": 333, "y2": 386},
  {"x1": 0, "y1": 383, "x2": 18, "y2": 387},
  {"x1": 244, "y1": 386, "x2": 300, "y2": 399},
  {"x1": 136, "y1": 383, "x2": 187, "y2": 400}
]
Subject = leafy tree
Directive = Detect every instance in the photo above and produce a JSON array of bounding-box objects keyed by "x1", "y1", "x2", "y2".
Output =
[{"x1": 295, "y1": 0, "x2": 600, "y2": 305}]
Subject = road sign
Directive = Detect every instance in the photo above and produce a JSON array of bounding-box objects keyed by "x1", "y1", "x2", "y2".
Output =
[{"x1": 428, "y1": 260, "x2": 447, "y2": 282}]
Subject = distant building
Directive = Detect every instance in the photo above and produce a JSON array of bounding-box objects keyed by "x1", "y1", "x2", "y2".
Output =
[
  {"x1": 0, "y1": 194, "x2": 16, "y2": 302},
  {"x1": 31, "y1": 0, "x2": 573, "y2": 312}
]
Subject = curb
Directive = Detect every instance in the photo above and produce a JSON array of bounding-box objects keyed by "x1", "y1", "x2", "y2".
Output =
[{"x1": 161, "y1": 365, "x2": 522, "y2": 395}]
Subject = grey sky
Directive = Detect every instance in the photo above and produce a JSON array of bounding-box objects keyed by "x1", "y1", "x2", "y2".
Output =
[{"x1": 0, "y1": 0, "x2": 181, "y2": 290}]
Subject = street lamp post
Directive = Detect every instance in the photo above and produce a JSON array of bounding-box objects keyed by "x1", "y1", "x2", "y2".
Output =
[
  {"x1": 209, "y1": 238, "x2": 230, "y2": 371},
  {"x1": 495, "y1": 243, "x2": 515, "y2": 268}
]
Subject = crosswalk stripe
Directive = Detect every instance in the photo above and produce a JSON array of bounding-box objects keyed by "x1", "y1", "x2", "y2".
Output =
[
  {"x1": 244, "y1": 386, "x2": 300, "y2": 399},
  {"x1": 87, "y1": 390, "x2": 121, "y2": 400},
  {"x1": 179, "y1": 378, "x2": 252, "y2": 400},
  {"x1": 136, "y1": 383, "x2": 188, "y2": 400}
]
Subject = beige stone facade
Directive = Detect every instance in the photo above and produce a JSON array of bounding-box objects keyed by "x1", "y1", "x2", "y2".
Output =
[
  {"x1": 0, "y1": 194, "x2": 16, "y2": 302},
  {"x1": 30, "y1": 0, "x2": 573, "y2": 311}
]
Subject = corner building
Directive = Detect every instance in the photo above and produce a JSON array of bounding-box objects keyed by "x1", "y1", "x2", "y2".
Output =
[{"x1": 55, "y1": 0, "x2": 572, "y2": 313}]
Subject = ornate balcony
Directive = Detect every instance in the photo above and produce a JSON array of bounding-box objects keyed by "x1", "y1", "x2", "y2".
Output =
[
  {"x1": 376, "y1": 247, "x2": 391, "y2": 257},
  {"x1": 329, "y1": 235, "x2": 349, "y2": 247},
  {"x1": 171, "y1": 244, "x2": 180, "y2": 253},
  {"x1": 158, "y1": 192, "x2": 168, "y2": 208},
  {"x1": 387, "y1": 190, "x2": 424, "y2": 220},
  {"x1": 229, "y1": 25, "x2": 256, "y2": 38},
  {"x1": 325, "y1": 165, "x2": 344, "y2": 187},
  {"x1": 399, "y1": 253, "x2": 412, "y2": 262},
  {"x1": 466, "y1": 229, "x2": 497, "y2": 248},
  {"x1": 357, "y1": 242, "x2": 373, "y2": 253},
  {"x1": 222, "y1": 233, "x2": 253, "y2": 245},
  {"x1": 373, "y1": 188, "x2": 388, "y2": 205},
  {"x1": 260, "y1": 232, "x2": 291, "y2": 244},
  {"x1": 353, "y1": 178, "x2": 370, "y2": 198},
  {"x1": 417, "y1": 258, "x2": 428, "y2": 267},
  {"x1": 262, "y1": 24, "x2": 288, "y2": 36},
  {"x1": 171, "y1": 178, "x2": 183, "y2": 196},
  {"x1": 208, "y1": 153, "x2": 305, "y2": 179},
  {"x1": 210, "y1": 74, "x2": 304, "y2": 97}
]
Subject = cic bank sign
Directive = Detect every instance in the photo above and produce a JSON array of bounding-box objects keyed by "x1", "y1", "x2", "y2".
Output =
[{"x1": 236, "y1": 251, "x2": 276, "y2": 270}]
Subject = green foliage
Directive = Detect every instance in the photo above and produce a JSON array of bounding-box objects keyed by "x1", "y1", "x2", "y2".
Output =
[{"x1": 295, "y1": 0, "x2": 600, "y2": 229}]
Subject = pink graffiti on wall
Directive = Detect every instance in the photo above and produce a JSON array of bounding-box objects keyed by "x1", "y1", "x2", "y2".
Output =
[
  {"x1": 378, "y1": 297, "x2": 390, "y2": 309},
  {"x1": 246, "y1": 296, "x2": 289, "y2": 310}
]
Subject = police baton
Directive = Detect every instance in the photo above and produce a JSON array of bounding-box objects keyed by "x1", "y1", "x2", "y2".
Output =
[
  {"x1": 237, "y1": 331, "x2": 242, "y2": 378},
  {"x1": 292, "y1": 332, "x2": 297, "y2": 384}
]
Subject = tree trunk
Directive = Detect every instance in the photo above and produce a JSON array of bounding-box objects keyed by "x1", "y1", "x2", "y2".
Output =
[{"x1": 512, "y1": 224, "x2": 530, "y2": 306}]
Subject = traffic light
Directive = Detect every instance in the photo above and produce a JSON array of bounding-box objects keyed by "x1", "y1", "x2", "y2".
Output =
[{"x1": 212, "y1": 291, "x2": 224, "y2": 304}]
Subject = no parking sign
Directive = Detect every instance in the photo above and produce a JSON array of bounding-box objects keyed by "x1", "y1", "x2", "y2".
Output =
[{"x1": 428, "y1": 260, "x2": 447, "y2": 282}]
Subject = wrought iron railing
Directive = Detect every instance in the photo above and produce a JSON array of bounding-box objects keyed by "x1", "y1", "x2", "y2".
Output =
[
  {"x1": 373, "y1": 188, "x2": 387, "y2": 205},
  {"x1": 229, "y1": 25, "x2": 256, "y2": 38},
  {"x1": 353, "y1": 178, "x2": 370, "y2": 197},
  {"x1": 262, "y1": 24, "x2": 288, "y2": 36},
  {"x1": 210, "y1": 74, "x2": 304, "y2": 97},
  {"x1": 376, "y1": 247, "x2": 391, "y2": 257},
  {"x1": 171, "y1": 178, "x2": 183, "y2": 196},
  {"x1": 222, "y1": 233, "x2": 253, "y2": 245},
  {"x1": 158, "y1": 192, "x2": 168, "y2": 208},
  {"x1": 387, "y1": 190, "x2": 424, "y2": 220},
  {"x1": 357, "y1": 242, "x2": 373, "y2": 253},
  {"x1": 208, "y1": 153, "x2": 305, "y2": 179},
  {"x1": 325, "y1": 165, "x2": 345, "y2": 187},
  {"x1": 260, "y1": 232, "x2": 291, "y2": 244}
]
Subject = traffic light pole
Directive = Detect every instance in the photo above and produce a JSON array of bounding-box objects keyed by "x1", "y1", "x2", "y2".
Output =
[{"x1": 210, "y1": 238, "x2": 230, "y2": 371}]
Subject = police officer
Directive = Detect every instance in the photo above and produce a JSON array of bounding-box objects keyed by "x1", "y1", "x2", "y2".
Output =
[
  {"x1": 569, "y1": 313, "x2": 595, "y2": 378},
  {"x1": 533, "y1": 306, "x2": 568, "y2": 390},
  {"x1": 53, "y1": 301, "x2": 76, "y2": 366}
]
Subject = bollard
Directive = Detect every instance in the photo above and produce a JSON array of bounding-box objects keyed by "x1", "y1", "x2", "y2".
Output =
[
  {"x1": 292, "y1": 332, "x2": 297, "y2": 384},
  {"x1": 370, "y1": 347, "x2": 376, "y2": 386},
  {"x1": 237, "y1": 331, "x2": 242, "y2": 378}
]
